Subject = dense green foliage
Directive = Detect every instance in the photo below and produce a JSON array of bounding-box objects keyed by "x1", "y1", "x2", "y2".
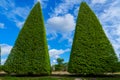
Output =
[
  {"x1": 57, "y1": 58, "x2": 64, "y2": 65},
  {"x1": 4, "y1": 2, "x2": 51, "y2": 75},
  {"x1": 113, "y1": 61, "x2": 120, "y2": 72},
  {"x1": 68, "y1": 2, "x2": 118, "y2": 74},
  {"x1": 52, "y1": 58, "x2": 68, "y2": 71}
]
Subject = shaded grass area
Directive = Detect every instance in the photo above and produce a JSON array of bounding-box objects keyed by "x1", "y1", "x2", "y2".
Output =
[
  {"x1": 0, "y1": 77, "x2": 74, "y2": 80},
  {"x1": 0, "y1": 72, "x2": 120, "y2": 80},
  {"x1": 0, "y1": 76, "x2": 120, "y2": 80},
  {"x1": 0, "y1": 75, "x2": 120, "y2": 80}
]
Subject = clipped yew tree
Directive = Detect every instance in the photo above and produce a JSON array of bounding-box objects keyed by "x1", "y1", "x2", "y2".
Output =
[
  {"x1": 68, "y1": 2, "x2": 118, "y2": 74},
  {"x1": 4, "y1": 2, "x2": 51, "y2": 75}
]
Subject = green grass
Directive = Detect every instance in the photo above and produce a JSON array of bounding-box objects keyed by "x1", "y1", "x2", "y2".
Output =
[
  {"x1": 0, "y1": 77, "x2": 74, "y2": 80},
  {"x1": 0, "y1": 77, "x2": 120, "y2": 80},
  {"x1": 96, "y1": 78, "x2": 120, "y2": 80}
]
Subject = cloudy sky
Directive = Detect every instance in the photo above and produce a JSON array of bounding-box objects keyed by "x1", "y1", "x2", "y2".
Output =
[{"x1": 0, "y1": 0, "x2": 120, "y2": 65}]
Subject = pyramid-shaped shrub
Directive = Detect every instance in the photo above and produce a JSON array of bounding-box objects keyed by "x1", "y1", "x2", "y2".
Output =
[
  {"x1": 4, "y1": 2, "x2": 51, "y2": 75},
  {"x1": 68, "y1": 2, "x2": 118, "y2": 74}
]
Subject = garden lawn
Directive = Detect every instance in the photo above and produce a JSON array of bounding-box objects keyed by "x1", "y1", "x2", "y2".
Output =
[
  {"x1": 0, "y1": 77, "x2": 120, "y2": 80},
  {"x1": 0, "y1": 77, "x2": 74, "y2": 80}
]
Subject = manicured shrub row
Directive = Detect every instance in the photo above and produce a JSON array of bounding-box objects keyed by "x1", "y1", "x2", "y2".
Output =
[
  {"x1": 4, "y1": 2, "x2": 51, "y2": 75},
  {"x1": 68, "y1": 2, "x2": 118, "y2": 74}
]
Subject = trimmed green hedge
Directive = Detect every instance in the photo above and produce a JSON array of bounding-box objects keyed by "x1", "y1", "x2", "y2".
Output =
[
  {"x1": 68, "y1": 2, "x2": 118, "y2": 74},
  {"x1": 4, "y1": 2, "x2": 51, "y2": 75}
]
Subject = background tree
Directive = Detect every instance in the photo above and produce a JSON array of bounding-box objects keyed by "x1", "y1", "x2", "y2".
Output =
[
  {"x1": 68, "y1": 2, "x2": 118, "y2": 75},
  {"x1": 57, "y1": 58, "x2": 64, "y2": 65},
  {"x1": 4, "y1": 2, "x2": 51, "y2": 75},
  {"x1": 53, "y1": 58, "x2": 68, "y2": 71},
  {"x1": 54, "y1": 58, "x2": 64, "y2": 71}
]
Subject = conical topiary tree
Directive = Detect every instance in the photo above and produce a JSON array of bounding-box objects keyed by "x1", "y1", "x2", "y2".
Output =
[
  {"x1": 4, "y1": 2, "x2": 51, "y2": 75},
  {"x1": 68, "y1": 2, "x2": 118, "y2": 74}
]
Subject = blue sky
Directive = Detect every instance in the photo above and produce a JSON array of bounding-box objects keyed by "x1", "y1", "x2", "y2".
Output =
[{"x1": 0, "y1": 0, "x2": 120, "y2": 65}]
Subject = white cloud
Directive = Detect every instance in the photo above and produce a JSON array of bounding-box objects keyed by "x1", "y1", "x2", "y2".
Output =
[
  {"x1": 92, "y1": 0, "x2": 107, "y2": 4},
  {"x1": 51, "y1": 59, "x2": 57, "y2": 65},
  {"x1": 0, "y1": 0, "x2": 14, "y2": 10},
  {"x1": 47, "y1": 14, "x2": 75, "y2": 33},
  {"x1": 16, "y1": 21, "x2": 24, "y2": 29},
  {"x1": 47, "y1": 14, "x2": 75, "y2": 42},
  {"x1": 100, "y1": 4, "x2": 120, "y2": 25},
  {"x1": 74, "y1": 7, "x2": 79, "y2": 17},
  {"x1": 13, "y1": 7, "x2": 30, "y2": 20},
  {"x1": 47, "y1": 0, "x2": 81, "y2": 42},
  {"x1": 0, "y1": 23, "x2": 5, "y2": 29},
  {"x1": 1, "y1": 58, "x2": 6, "y2": 65},
  {"x1": 0, "y1": 44, "x2": 12, "y2": 56},
  {"x1": 52, "y1": 0, "x2": 81, "y2": 16},
  {"x1": 5, "y1": 7, "x2": 30, "y2": 28},
  {"x1": 49, "y1": 48, "x2": 70, "y2": 59},
  {"x1": 47, "y1": 32, "x2": 58, "y2": 40},
  {"x1": 53, "y1": 59, "x2": 57, "y2": 63},
  {"x1": 0, "y1": 44, "x2": 12, "y2": 65},
  {"x1": 0, "y1": 0, "x2": 30, "y2": 29}
]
